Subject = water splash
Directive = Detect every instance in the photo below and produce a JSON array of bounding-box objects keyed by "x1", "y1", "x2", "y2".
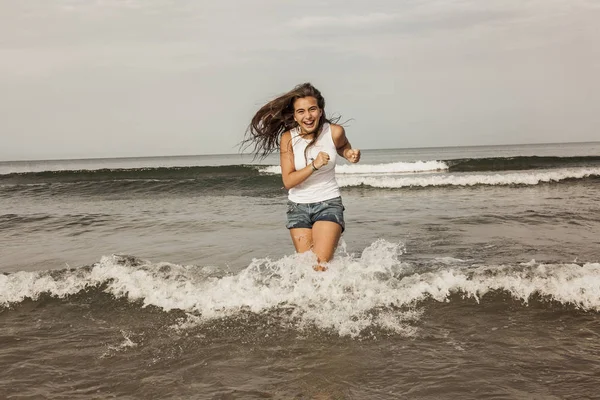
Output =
[{"x1": 2, "y1": 240, "x2": 599, "y2": 337}]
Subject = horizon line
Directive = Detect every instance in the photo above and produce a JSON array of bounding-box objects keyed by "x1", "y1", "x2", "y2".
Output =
[{"x1": 1, "y1": 140, "x2": 599, "y2": 163}]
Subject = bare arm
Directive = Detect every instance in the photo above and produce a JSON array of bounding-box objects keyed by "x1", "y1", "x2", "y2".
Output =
[
  {"x1": 332, "y1": 124, "x2": 361, "y2": 163},
  {"x1": 280, "y1": 131, "x2": 326, "y2": 190}
]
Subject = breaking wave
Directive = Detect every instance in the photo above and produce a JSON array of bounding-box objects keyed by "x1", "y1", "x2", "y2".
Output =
[
  {"x1": 337, "y1": 168, "x2": 600, "y2": 188},
  {"x1": 2, "y1": 240, "x2": 599, "y2": 338}
]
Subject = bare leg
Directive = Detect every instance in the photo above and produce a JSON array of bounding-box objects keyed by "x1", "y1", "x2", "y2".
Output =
[
  {"x1": 311, "y1": 221, "x2": 343, "y2": 270},
  {"x1": 289, "y1": 228, "x2": 313, "y2": 253}
]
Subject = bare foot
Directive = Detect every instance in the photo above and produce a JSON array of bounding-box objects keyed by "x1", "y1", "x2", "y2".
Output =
[{"x1": 313, "y1": 265, "x2": 328, "y2": 272}]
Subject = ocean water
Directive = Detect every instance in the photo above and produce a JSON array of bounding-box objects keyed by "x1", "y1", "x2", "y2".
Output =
[{"x1": 1, "y1": 142, "x2": 600, "y2": 399}]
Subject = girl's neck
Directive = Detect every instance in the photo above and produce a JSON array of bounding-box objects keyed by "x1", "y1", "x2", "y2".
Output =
[
  {"x1": 299, "y1": 131, "x2": 314, "y2": 140},
  {"x1": 298, "y1": 124, "x2": 322, "y2": 140}
]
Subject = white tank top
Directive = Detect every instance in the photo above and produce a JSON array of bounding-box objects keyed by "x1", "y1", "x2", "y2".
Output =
[{"x1": 288, "y1": 122, "x2": 341, "y2": 203}]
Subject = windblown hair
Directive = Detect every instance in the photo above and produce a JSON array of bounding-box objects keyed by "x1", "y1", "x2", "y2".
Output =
[{"x1": 242, "y1": 83, "x2": 338, "y2": 159}]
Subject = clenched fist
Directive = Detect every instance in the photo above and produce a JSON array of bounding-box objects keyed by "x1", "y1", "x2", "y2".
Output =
[
  {"x1": 313, "y1": 151, "x2": 330, "y2": 169},
  {"x1": 344, "y1": 148, "x2": 361, "y2": 163}
]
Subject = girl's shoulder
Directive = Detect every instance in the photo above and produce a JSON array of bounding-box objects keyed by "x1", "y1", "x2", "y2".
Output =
[
  {"x1": 281, "y1": 129, "x2": 293, "y2": 140},
  {"x1": 329, "y1": 123, "x2": 345, "y2": 137}
]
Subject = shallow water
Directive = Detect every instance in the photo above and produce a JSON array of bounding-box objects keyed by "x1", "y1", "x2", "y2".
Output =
[{"x1": 1, "y1": 142, "x2": 599, "y2": 399}]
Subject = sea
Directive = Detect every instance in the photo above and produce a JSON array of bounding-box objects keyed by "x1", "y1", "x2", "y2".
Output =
[{"x1": 1, "y1": 142, "x2": 599, "y2": 399}]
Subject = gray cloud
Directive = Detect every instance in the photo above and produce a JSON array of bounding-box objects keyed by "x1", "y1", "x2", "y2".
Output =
[
  {"x1": 1, "y1": 0, "x2": 599, "y2": 160},
  {"x1": 289, "y1": 13, "x2": 400, "y2": 30}
]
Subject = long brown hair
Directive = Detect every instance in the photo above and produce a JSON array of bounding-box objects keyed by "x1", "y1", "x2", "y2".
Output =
[{"x1": 242, "y1": 83, "x2": 338, "y2": 159}]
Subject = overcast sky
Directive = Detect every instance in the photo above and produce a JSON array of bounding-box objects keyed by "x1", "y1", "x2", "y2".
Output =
[{"x1": 1, "y1": 0, "x2": 598, "y2": 161}]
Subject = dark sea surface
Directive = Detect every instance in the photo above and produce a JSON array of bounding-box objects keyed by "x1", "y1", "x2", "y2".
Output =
[{"x1": 1, "y1": 142, "x2": 600, "y2": 399}]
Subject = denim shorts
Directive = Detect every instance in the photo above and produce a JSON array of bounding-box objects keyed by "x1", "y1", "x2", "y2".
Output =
[{"x1": 286, "y1": 196, "x2": 345, "y2": 232}]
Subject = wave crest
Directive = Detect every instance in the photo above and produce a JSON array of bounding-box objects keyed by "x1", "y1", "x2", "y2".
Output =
[
  {"x1": 337, "y1": 168, "x2": 600, "y2": 188},
  {"x1": 1, "y1": 240, "x2": 599, "y2": 337},
  {"x1": 260, "y1": 161, "x2": 448, "y2": 175}
]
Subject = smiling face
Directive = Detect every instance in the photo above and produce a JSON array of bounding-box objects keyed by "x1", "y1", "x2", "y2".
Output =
[{"x1": 293, "y1": 96, "x2": 323, "y2": 135}]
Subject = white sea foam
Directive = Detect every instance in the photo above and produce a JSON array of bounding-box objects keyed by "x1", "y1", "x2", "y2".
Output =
[
  {"x1": 101, "y1": 330, "x2": 139, "y2": 358},
  {"x1": 336, "y1": 161, "x2": 448, "y2": 174},
  {"x1": 336, "y1": 167, "x2": 600, "y2": 188},
  {"x1": 259, "y1": 161, "x2": 448, "y2": 175},
  {"x1": 1, "y1": 240, "x2": 600, "y2": 337},
  {"x1": 259, "y1": 164, "x2": 599, "y2": 187},
  {"x1": 259, "y1": 165, "x2": 281, "y2": 174}
]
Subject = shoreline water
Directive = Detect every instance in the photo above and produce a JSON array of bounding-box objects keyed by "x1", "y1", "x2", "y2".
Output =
[{"x1": 1, "y1": 142, "x2": 599, "y2": 399}]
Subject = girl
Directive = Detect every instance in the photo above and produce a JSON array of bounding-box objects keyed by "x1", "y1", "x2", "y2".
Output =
[{"x1": 245, "y1": 83, "x2": 360, "y2": 270}]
